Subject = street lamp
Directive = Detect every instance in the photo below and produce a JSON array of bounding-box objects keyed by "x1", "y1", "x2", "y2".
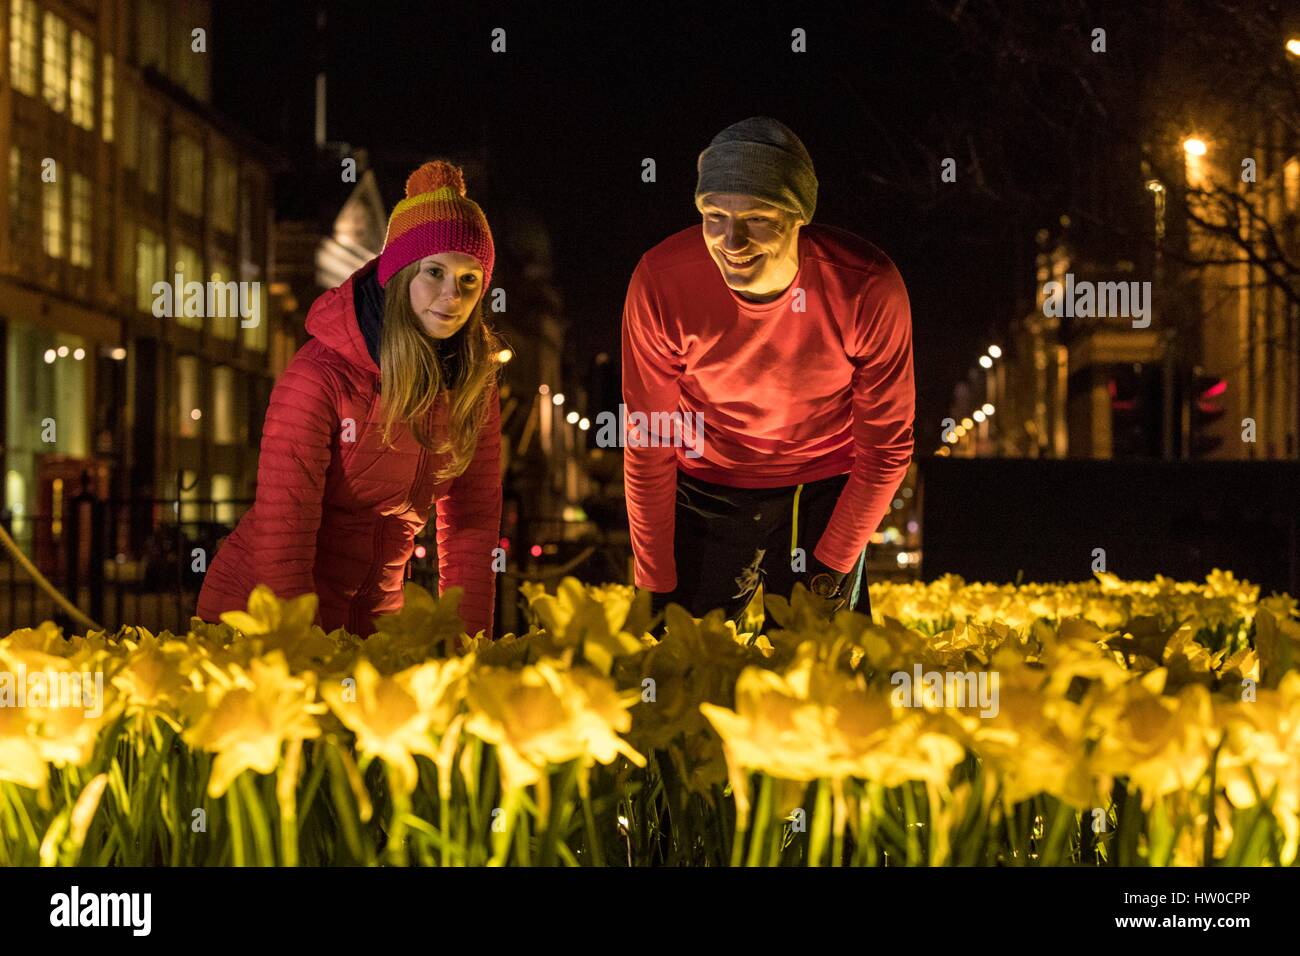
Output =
[
  {"x1": 552, "y1": 393, "x2": 565, "y2": 406},
  {"x1": 1182, "y1": 137, "x2": 1207, "y2": 157},
  {"x1": 987, "y1": 345, "x2": 1002, "y2": 359},
  {"x1": 979, "y1": 355, "x2": 993, "y2": 369},
  {"x1": 1286, "y1": 37, "x2": 1300, "y2": 58}
]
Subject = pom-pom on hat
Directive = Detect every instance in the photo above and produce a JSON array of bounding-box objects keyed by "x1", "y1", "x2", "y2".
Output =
[{"x1": 376, "y1": 159, "x2": 495, "y2": 289}]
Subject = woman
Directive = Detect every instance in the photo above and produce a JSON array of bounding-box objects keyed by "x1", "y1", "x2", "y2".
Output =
[{"x1": 196, "y1": 160, "x2": 504, "y2": 638}]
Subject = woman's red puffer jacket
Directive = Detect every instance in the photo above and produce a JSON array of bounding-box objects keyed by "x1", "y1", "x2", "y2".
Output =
[{"x1": 195, "y1": 258, "x2": 502, "y2": 638}]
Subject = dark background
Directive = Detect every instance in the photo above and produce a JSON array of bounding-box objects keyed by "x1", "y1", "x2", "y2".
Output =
[{"x1": 210, "y1": 0, "x2": 1082, "y2": 441}]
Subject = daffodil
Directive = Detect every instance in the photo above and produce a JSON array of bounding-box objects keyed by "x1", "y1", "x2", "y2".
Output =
[
  {"x1": 182, "y1": 651, "x2": 326, "y2": 797},
  {"x1": 321, "y1": 658, "x2": 443, "y2": 795},
  {"x1": 464, "y1": 660, "x2": 643, "y2": 792}
]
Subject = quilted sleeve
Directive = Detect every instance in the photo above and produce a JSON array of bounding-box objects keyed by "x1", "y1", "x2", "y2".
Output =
[
  {"x1": 250, "y1": 352, "x2": 339, "y2": 617},
  {"x1": 435, "y1": 383, "x2": 503, "y2": 638}
]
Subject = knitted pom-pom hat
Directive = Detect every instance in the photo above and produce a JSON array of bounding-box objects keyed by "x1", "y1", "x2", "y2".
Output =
[{"x1": 376, "y1": 160, "x2": 495, "y2": 289}]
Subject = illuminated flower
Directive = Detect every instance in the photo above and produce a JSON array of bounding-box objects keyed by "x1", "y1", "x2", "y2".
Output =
[
  {"x1": 220, "y1": 585, "x2": 341, "y2": 672},
  {"x1": 321, "y1": 658, "x2": 446, "y2": 795},
  {"x1": 464, "y1": 660, "x2": 644, "y2": 792},
  {"x1": 111, "y1": 631, "x2": 193, "y2": 732},
  {"x1": 182, "y1": 651, "x2": 326, "y2": 797},
  {"x1": 1089, "y1": 669, "x2": 1217, "y2": 807}
]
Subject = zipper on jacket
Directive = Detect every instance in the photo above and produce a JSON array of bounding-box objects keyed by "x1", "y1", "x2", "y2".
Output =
[
  {"x1": 399, "y1": 404, "x2": 436, "y2": 512},
  {"x1": 353, "y1": 520, "x2": 386, "y2": 614},
  {"x1": 400, "y1": 444, "x2": 428, "y2": 513}
]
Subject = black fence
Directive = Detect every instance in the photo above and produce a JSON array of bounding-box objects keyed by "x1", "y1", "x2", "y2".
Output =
[
  {"x1": 0, "y1": 488, "x2": 634, "y2": 638},
  {"x1": 916, "y1": 458, "x2": 1300, "y2": 597},
  {"x1": 0, "y1": 491, "x2": 254, "y2": 637}
]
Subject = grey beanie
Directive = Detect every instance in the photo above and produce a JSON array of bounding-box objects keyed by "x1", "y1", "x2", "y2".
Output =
[{"x1": 694, "y1": 116, "x2": 818, "y2": 223}]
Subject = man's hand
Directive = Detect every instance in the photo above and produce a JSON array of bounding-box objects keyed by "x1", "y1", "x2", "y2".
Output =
[
  {"x1": 645, "y1": 588, "x2": 673, "y2": 618},
  {"x1": 803, "y1": 555, "x2": 849, "y2": 615}
]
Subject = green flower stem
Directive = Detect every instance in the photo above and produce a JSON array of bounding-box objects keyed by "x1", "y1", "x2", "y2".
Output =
[
  {"x1": 745, "y1": 774, "x2": 773, "y2": 868},
  {"x1": 809, "y1": 778, "x2": 831, "y2": 867},
  {"x1": 225, "y1": 787, "x2": 247, "y2": 867},
  {"x1": 236, "y1": 773, "x2": 274, "y2": 866}
]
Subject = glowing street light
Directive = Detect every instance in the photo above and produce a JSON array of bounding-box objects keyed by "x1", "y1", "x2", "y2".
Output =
[
  {"x1": 1286, "y1": 37, "x2": 1300, "y2": 58},
  {"x1": 961, "y1": 417, "x2": 974, "y2": 430},
  {"x1": 973, "y1": 410, "x2": 986, "y2": 423},
  {"x1": 1182, "y1": 137, "x2": 1207, "y2": 157},
  {"x1": 982, "y1": 403, "x2": 995, "y2": 415},
  {"x1": 552, "y1": 393, "x2": 565, "y2": 406},
  {"x1": 979, "y1": 355, "x2": 993, "y2": 369},
  {"x1": 566, "y1": 410, "x2": 579, "y2": 424},
  {"x1": 539, "y1": 383, "x2": 550, "y2": 396},
  {"x1": 987, "y1": 345, "x2": 1002, "y2": 359},
  {"x1": 578, "y1": 417, "x2": 590, "y2": 431},
  {"x1": 495, "y1": 348, "x2": 513, "y2": 363}
]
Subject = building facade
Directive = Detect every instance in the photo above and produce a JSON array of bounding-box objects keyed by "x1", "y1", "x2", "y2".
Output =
[{"x1": 1, "y1": 0, "x2": 283, "y2": 566}]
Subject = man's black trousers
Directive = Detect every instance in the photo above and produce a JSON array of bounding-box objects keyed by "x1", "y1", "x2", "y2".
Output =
[{"x1": 649, "y1": 468, "x2": 872, "y2": 624}]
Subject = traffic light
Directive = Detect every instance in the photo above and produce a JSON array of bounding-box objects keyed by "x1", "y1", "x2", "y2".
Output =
[{"x1": 1189, "y1": 369, "x2": 1227, "y2": 458}]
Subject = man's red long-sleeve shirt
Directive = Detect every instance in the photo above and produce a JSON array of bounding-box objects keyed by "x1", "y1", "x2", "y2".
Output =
[{"x1": 620, "y1": 223, "x2": 915, "y2": 593}]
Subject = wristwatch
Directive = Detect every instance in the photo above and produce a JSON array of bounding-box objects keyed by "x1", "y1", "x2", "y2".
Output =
[{"x1": 809, "y1": 571, "x2": 843, "y2": 600}]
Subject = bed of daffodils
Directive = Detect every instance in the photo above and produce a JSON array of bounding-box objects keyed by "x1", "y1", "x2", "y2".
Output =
[{"x1": 1, "y1": 569, "x2": 1297, "y2": 867}]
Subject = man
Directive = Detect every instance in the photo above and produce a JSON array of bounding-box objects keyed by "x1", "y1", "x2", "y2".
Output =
[{"x1": 620, "y1": 116, "x2": 915, "y2": 625}]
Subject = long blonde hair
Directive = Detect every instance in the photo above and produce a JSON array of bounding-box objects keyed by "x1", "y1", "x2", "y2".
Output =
[{"x1": 378, "y1": 259, "x2": 503, "y2": 481}]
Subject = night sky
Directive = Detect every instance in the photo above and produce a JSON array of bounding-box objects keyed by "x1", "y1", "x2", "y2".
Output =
[{"x1": 212, "y1": 0, "x2": 1094, "y2": 444}]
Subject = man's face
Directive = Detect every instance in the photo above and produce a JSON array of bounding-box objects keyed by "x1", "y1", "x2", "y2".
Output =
[{"x1": 700, "y1": 193, "x2": 804, "y2": 296}]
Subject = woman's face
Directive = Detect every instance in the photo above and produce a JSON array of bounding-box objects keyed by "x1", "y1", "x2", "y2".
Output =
[{"x1": 408, "y1": 253, "x2": 485, "y2": 338}]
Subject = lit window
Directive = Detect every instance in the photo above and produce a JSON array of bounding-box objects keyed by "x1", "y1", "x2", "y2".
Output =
[
  {"x1": 42, "y1": 178, "x2": 63, "y2": 259},
  {"x1": 135, "y1": 226, "x2": 164, "y2": 312},
  {"x1": 69, "y1": 173, "x2": 91, "y2": 268},
  {"x1": 210, "y1": 259, "x2": 237, "y2": 340},
  {"x1": 70, "y1": 31, "x2": 94, "y2": 129},
  {"x1": 178, "y1": 469, "x2": 200, "y2": 523},
  {"x1": 211, "y1": 473, "x2": 235, "y2": 524},
  {"x1": 211, "y1": 154, "x2": 237, "y2": 234},
  {"x1": 172, "y1": 134, "x2": 204, "y2": 216},
  {"x1": 212, "y1": 367, "x2": 235, "y2": 443},
  {"x1": 177, "y1": 356, "x2": 200, "y2": 438},
  {"x1": 42, "y1": 12, "x2": 68, "y2": 113},
  {"x1": 174, "y1": 242, "x2": 203, "y2": 329},
  {"x1": 8, "y1": 146, "x2": 38, "y2": 246},
  {"x1": 101, "y1": 54, "x2": 114, "y2": 143},
  {"x1": 9, "y1": 0, "x2": 38, "y2": 96},
  {"x1": 241, "y1": 268, "x2": 267, "y2": 351}
]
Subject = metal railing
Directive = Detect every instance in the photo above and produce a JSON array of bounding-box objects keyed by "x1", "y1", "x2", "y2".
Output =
[{"x1": 0, "y1": 489, "x2": 633, "y2": 638}]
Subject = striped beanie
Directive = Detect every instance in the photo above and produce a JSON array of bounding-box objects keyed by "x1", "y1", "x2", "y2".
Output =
[{"x1": 377, "y1": 160, "x2": 495, "y2": 289}]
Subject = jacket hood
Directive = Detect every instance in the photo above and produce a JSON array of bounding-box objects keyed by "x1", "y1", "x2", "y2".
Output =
[{"x1": 304, "y1": 258, "x2": 382, "y2": 378}]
